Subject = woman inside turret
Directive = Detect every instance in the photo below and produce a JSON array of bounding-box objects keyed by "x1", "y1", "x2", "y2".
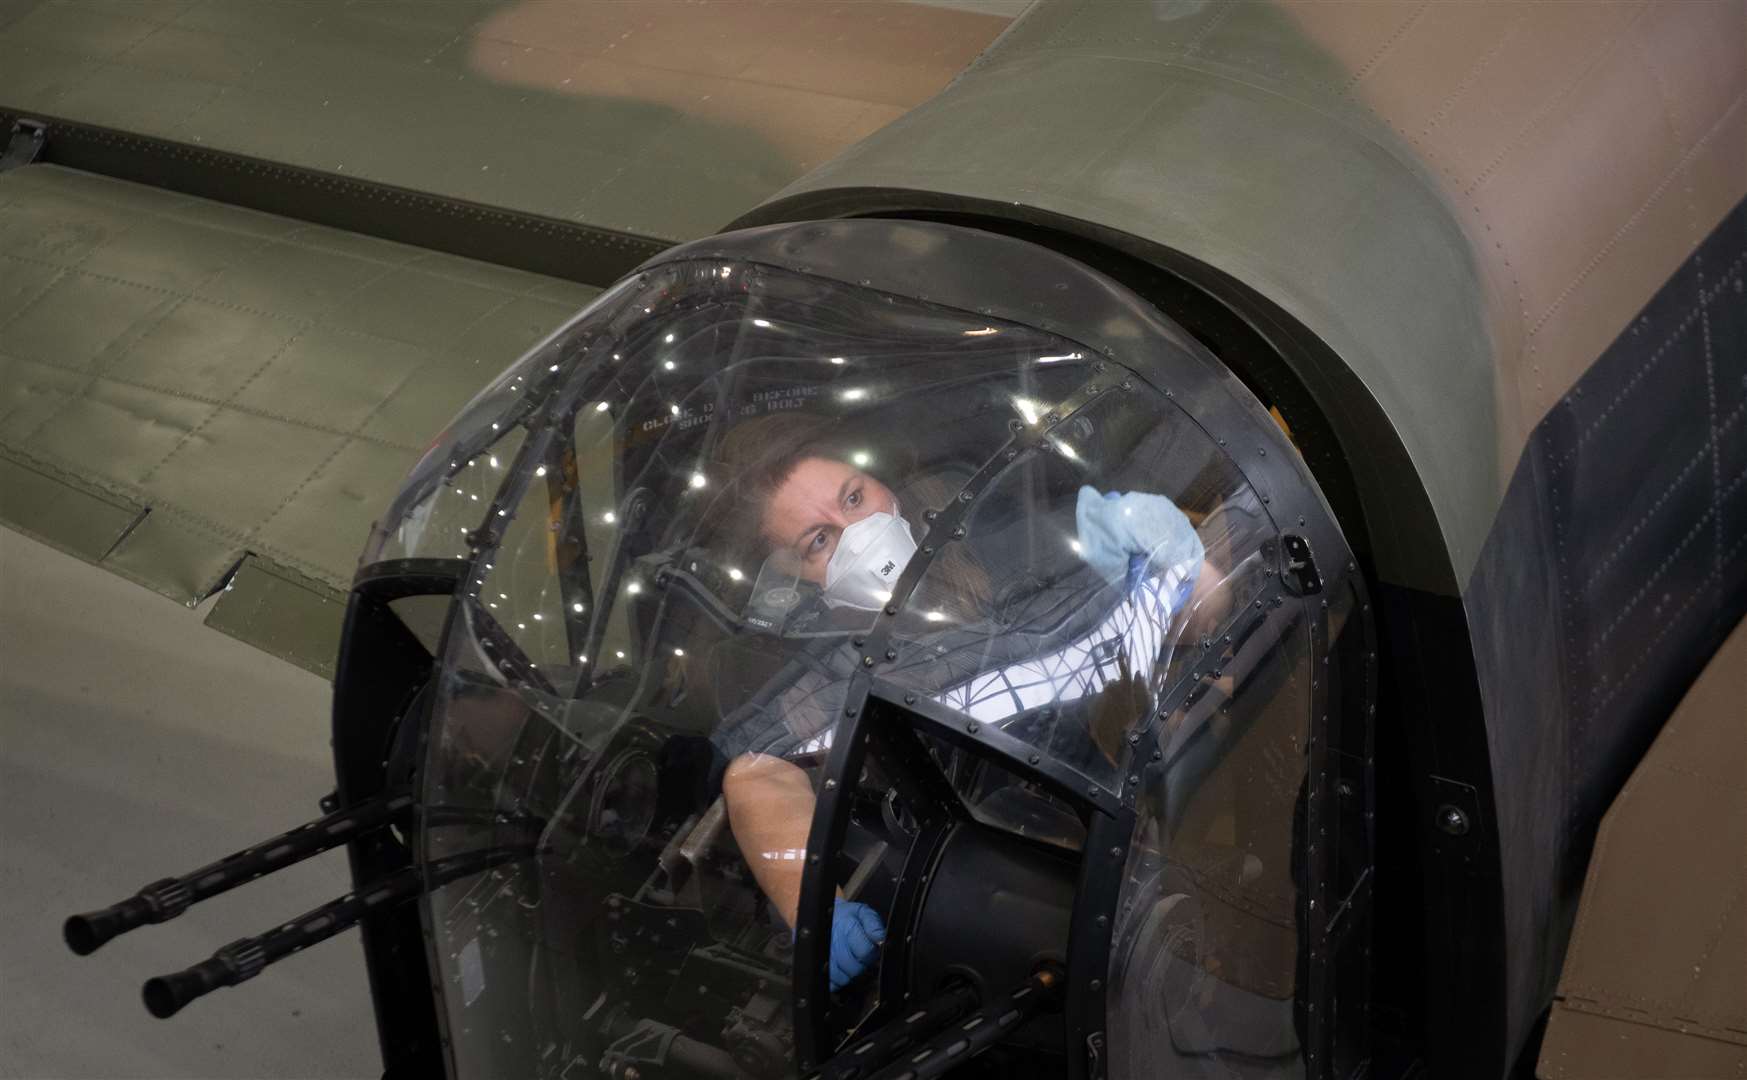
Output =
[{"x1": 704, "y1": 413, "x2": 1223, "y2": 993}]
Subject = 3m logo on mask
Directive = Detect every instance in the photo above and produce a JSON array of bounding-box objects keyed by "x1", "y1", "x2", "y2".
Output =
[{"x1": 823, "y1": 512, "x2": 919, "y2": 610}]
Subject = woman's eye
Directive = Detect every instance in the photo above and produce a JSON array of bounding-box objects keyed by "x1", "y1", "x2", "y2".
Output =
[
  {"x1": 806, "y1": 530, "x2": 830, "y2": 553},
  {"x1": 846, "y1": 487, "x2": 862, "y2": 508}
]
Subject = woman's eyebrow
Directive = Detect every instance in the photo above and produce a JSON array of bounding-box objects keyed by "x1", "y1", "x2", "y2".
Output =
[{"x1": 786, "y1": 474, "x2": 859, "y2": 553}]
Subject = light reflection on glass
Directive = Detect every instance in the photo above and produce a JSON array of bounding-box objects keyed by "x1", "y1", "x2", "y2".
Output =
[
  {"x1": 1037, "y1": 352, "x2": 1081, "y2": 363},
  {"x1": 828, "y1": 356, "x2": 846, "y2": 365},
  {"x1": 727, "y1": 567, "x2": 744, "y2": 581},
  {"x1": 842, "y1": 388, "x2": 867, "y2": 401},
  {"x1": 753, "y1": 318, "x2": 772, "y2": 328},
  {"x1": 964, "y1": 326, "x2": 999, "y2": 336},
  {"x1": 595, "y1": 400, "x2": 611, "y2": 412},
  {"x1": 1013, "y1": 397, "x2": 1042, "y2": 424}
]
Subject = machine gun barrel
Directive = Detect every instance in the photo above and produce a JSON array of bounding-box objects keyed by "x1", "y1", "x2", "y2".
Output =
[
  {"x1": 63, "y1": 790, "x2": 415, "y2": 957},
  {"x1": 810, "y1": 967, "x2": 1062, "y2": 1080},
  {"x1": 865, "y1": 967, "x2": 1061, "y2": 1080},
  {"x1": 141, "y1": 843, "x2": 532, "y2": 1019}
]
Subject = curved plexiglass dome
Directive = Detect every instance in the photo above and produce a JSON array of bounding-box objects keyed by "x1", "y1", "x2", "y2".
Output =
[{"x1": 361, "y1": 223, "x2": 1367, "y2": 1080}]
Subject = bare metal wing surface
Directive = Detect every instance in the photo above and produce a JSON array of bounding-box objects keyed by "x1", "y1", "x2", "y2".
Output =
[{"x1": 1537, "y1": 613, "x2": 1747, "y2": 1079}]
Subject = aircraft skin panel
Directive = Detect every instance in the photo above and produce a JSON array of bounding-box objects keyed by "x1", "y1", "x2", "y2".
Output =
[
  {"x1": 734, "y1": 3, "x2": 1746, "y2": 1073},
  {"x1": 0, "y1": 162, "x2": 598, "y2": 673},
  {"x1": 1535, "y1": 613, "x2": 1747, "y2": 1078},
  {"x1": 741, "y1": 0, "x2": 1747, "y2": 590},
  {"x1": 0, "y1": 0, "x2": 1013, "y2": 242},
  {"x1": 1463, "y1": 194, "x2": 1747, "y2": 1079}
]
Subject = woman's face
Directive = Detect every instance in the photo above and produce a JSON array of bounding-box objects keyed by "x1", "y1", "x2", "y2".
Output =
[{"x1": 762, "y1": 457, "x2": 898, "y2": 584}]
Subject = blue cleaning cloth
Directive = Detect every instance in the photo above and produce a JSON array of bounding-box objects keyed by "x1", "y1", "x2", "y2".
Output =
[
  {"x1": 829, "y1": 899, "x2": 886, "y2": 991},
  {"x1": 1075, "y1": 486, "x2": 1205, "y2": 590}
]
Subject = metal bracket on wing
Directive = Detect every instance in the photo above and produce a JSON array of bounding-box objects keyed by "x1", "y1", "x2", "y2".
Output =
[{"x1": 0, "y1": 117, "x2": 46, "y2": 172}]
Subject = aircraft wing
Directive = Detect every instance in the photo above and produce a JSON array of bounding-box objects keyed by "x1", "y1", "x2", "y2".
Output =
[{"x1": 0, "y1": 0, "x2": 1022, "y2": 675}]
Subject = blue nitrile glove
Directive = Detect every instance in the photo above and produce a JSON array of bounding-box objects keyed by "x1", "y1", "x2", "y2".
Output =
[
  {"x1": 1075, "y1": 486, "x2": 1205, "y2": 589},
  {"x1": 829, "y1": 899, "x2": 886, "y2": 991}
]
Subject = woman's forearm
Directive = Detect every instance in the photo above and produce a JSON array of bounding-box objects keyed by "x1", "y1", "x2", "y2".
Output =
[{"x1": 722, "y1": 753, "x2": 818, "y2": 928}]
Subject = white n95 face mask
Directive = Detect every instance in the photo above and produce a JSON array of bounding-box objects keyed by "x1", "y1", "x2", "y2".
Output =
[{"x1": 822, "y1": 511, "x2": 918, "y2": 610}]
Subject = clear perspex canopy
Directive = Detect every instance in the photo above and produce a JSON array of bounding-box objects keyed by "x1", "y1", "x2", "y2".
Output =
[{"x1": 361, "y1": 237, "x2": 1366, "y2": 1080}]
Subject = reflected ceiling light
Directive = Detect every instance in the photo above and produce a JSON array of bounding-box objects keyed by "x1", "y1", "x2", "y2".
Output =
[
  {"x1": 727, "y1": 567, "x2": 744, "y2": 582},
  {"x1": 499, "y1": 593, "x2": 507, "y2": 599},
  {"x1": 752, "y1": 318, "x2": 772, "y2": 328},
  {"x1": 671, "y1": 404, "x2": 681, "y2": 415},
  {"x1": 517, "y1": 622, "x2": 527, "y2": 630},
  {"x1": 673, "y1": 647, "x2": 685, "y2": 657},
  {"x1": 626, "y1": 582, "x2": 642, "y2": 595},
  {"x1": 1013, "y1": 397, "x2": 1041, "y2": 425},
  {"x1": 613, "y1": 353, "x2": 622, "y2": 361},
  {"x1": 1070, "y1": 539, "x2": 1083, "y2": 554},
  {"x1": 470, "y1": 493, "x2": 479, "y2": 501},
  {"x1": 534, "y1": 465, "x2": 547, "y2": 477},
  {"x1": 828, "y1": 356, "x2": 846, "y2": 365},
  {"x1": 1037, "y1": 352, "x2": 1081, "y2": 363},
  {"x1": 603, "y1": 511, "x2": 617, "y2": 524},
  {"x1": 549, "y1": 363, "x2": 560, "y2": 372},
  {"x1": 689, "y1": 472, "x2": 708, "y2": 489},
  {"x1": 532, "y1": 613, "x2": 543, "y2": 621},
  {"x1": 842, "y1": 388, "x2": 867, "y2": 401},
  {"x1": 578, "y1": 654, "x2": 589, "y2": 664},
  {"x1": 663, "y1": 359, "x2": 676, "y2": 370},
  {"x1": 964, "y1": 327, "x2": 999, "y2": 336},
  {"x1": 489, "y1": 456, "x2": 500, "y2": 468},
  {"x1": 664, "y1": 334, "x2": 675, "y2": 344},
  {"x1": 851, "y1": 451, "x2": 871, "y2": 467},
  {"x1": 572, "y1": 602, "x2": 584, "y2": 613},
  {"x1": 616, "y1": 650, "x2": 626, "y2": 659},
  {"x1": 924, "y1": 610, "x2": 946, "y2": 622},
  {"x1": 596, "y1": 400, "x2": 610, "y2": 411},
  {"x1": 1052, "y1": 439, "x2": 1080, "y2": 461}
]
